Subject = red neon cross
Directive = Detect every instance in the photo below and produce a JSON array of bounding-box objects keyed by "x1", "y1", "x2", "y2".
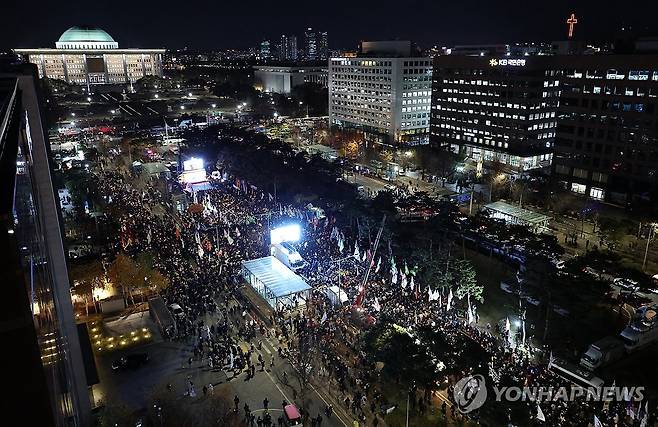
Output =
[{"x1": 567, "y1": 13, "x2": 578, "y2": 38}]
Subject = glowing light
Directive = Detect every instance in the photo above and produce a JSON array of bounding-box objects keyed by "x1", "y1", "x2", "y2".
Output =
[
  {"x1": 183, "y1": 157, "x2": 204, "y2": 171},
  {"x1": 270, "y1": 224, "x2": 301, "y2": 245},
  {"x1": 566, "y1": 13, "x2": 578, "y2": 39}
]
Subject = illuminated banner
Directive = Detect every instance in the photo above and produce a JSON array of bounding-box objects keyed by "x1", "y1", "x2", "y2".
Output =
[{"x1": 489, "y1": 58, "x2": 526, "y2": 67}]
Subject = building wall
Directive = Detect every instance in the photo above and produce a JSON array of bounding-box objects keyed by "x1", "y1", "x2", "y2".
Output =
[
  {"x1": 17, "y1": 49, "x2": 164, "y2": 87},
  {"x1": 551, "y1": 55, "x2": 658, "y2": 204},
  {"x1": 430, "y1": 56, "x2": 559, "y2": 171},
  {"x1": 0, "y1": 69, "x2": 91, "y2": 426},
  {"x1": 255, "y1": 66, "x2": 328, "y2": 94},
  {"x1": 329, "y1": 57, "x2": 432, "y2": 144}
]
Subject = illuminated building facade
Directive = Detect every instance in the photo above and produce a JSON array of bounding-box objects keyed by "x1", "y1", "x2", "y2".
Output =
[
  {"x1": 254, "y1": 65, "x2": 328, "y2": 94},
  {"x1": 278, "y1": 35, "x2": 298, "y2": 61},
  {"x1": 430, "y1": 55, "x2": 559, "y2": 172},
  {"x1": 0, "y1": 65, "x2": 91, "y2": 426},
  {"x1": 551, "y1": 55, "x2": 658, "y2": 204},
  {"x1": 15, "y1": 26, "x2": 164, "y2": 91},
  {"x1": 329, "y1": 41, "x2": 432, "y2": 145},
  {"x1": 304, "y1": 28, "x2": 328, "y2": 60}
]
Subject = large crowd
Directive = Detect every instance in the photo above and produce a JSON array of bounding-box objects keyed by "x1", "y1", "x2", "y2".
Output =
[{"x1": 92, "y1": 151, "x2": 654, "y2": 427}]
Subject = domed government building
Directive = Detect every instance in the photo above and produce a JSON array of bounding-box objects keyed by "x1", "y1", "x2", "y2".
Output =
[{"x1": 15, "y1": 26, "x2": 165, "y2": 90}]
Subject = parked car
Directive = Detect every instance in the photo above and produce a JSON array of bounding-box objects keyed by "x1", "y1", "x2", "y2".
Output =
[
  {"x1": 112, "y1": 353, "x2": 150, "y2": 371},
  {"x1": 613, "y1": 278, "x2": 639, "y2": 291}
]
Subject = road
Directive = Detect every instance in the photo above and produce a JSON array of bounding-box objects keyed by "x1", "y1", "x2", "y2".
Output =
[{"x1": 94, "y1": 293, "x2": 353, "y2": 426}]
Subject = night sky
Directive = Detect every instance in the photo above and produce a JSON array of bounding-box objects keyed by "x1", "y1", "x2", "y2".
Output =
[{"x1": 3, "y1": 0, "x2": 658, "y2": 51}]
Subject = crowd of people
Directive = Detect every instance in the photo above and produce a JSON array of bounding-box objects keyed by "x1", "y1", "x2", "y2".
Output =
[{"x1": 92, "y1": 147, "x2": 654, "y2": 427}]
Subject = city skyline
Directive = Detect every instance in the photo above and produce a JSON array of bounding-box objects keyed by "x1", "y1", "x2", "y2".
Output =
[{"x1": 4, "y1": 0, "x2": 658, "y2": 51}]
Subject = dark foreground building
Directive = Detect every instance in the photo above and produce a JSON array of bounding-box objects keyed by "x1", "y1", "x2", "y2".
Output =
[{"x1": 0, "y1": 65, "x2": 91, "y2": 425}]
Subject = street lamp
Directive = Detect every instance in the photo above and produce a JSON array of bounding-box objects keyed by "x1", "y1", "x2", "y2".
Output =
[
  {"x1": 180, "y1": 105, "x2": 185, "y2": 110},
  {"x1": 211, "y1": 103, "x2": 217, "y2": 108},
  {"x1": 154, "y1": 94, "x2": 159, "y2": 99},
  {"x1": 642, "y1": 222, "x2": 657, "y2": 271}
]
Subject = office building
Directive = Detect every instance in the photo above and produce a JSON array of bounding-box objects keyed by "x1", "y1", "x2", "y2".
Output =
[
  {"x1": 0, "y1": 65, "x2": 92, "y2": 425},
  {"x1": 15, "y1": 25, "x2": 165, "y2": 91},
  {"x1": 254, "y1": 65, "x2": 328, "y2": 94},
  {"x1": 430, "y1": 55, "x2": 559, "y2": 172},
  {"x1": 278, "y1": 35, "x2": 298, "y2": 61},
  {"x1": 329, "y1": 41, "x2": 432, "y2": 145},
  {"x1": 304, "y1": 28, "x2": 328, "y2": 60},
  {"x1": 260, "y1": 40, "x2": 272, "y2": 60},
  {"x1": 552, "y1": 55, "x2": 658, "y2": 204}
]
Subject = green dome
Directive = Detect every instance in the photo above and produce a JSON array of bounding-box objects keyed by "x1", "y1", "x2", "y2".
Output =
[{"x1": 58, "y1": 26, "x2": 115, "y2": 43}]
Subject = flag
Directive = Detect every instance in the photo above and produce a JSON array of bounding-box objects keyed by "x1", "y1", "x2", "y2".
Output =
[
  {"x1": 354, "y1": 285, "x2": 366, "y2": 306},
  {"x1": 536, "y1": 404, "x2": 545, "y2": 422},
  {"x1": 390, "y1": 256, "x2": 396, "y2": 273},
  {"x1": 447, "y1": 289, "x2": 454, "y2": 311},
  {"x1": 401, "y1": 274, "x2": 407, "y2": 289},
  {"x1": 268, "y1": 193, "x2": 274, "y2": 201},
  {"x1": 640, "y1": 401, "x2": 648, "y2": 427},
  {"x1": 391, "y1": 270, "x2": 398, "y2": 285},
  {"x1": 361, "y1": 251, "x2": 367, "y2": 263},
  {"x1": 593, "y1": 415, "x2": 603, "y2": 427},
  {"x1": 375, "y1": 257, "x2": 382, "y2": 273},
  {"x1": 353, "y1": 245, "x2": 360, "y2": 260},
  {"x1": 320, "y1": 312, "x2": 327, "y2": 324},
  {"x1": 505, "y1": 317, "x2": 514, "y2": 347},
  {"x1": 337, "y1": 235, "x2": 344, "y2": 253},
  {"x1": 373, "y1": 297, "x2": 381, "y2": 312},
  {"x1": 404, "y1": 261, "x2": 409, "y2": 276}
]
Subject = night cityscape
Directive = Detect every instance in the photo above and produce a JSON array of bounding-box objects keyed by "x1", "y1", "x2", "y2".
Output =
[{"x1": 4, "y1": 1, "x2": 658, "y2": 426}]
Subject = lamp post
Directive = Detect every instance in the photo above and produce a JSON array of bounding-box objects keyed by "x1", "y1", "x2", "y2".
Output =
[{"x1": 642, "y1": 223, "x2": 656, "y2": 271}]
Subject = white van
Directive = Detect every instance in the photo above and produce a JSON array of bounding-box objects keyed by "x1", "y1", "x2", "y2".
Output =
[{"x1": 271, "y1": 242, "x2": 306, "y2": 271}]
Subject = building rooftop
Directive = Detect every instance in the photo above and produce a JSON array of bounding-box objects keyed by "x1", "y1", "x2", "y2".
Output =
[
  {"x1": 58, "y1": 26, "x2": 115, "y2": 43},
  {"x1": 242, "y1": 256, "x2": 311, "y2": 298},
  {"x1": 484, "y1": 200, "x2": 551, "y2": 226}
]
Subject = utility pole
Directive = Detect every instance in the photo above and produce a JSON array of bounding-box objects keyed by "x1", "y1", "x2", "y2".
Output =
[
  {"x1": 468, "y1": 183, "x2": 474, "y2": 216},
  {"x1": 642, "y1": 224, "x2": 655, "y2": 271},
  {"x1": 358, "y1": 215, "x2": 386, "y2": 305}
]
